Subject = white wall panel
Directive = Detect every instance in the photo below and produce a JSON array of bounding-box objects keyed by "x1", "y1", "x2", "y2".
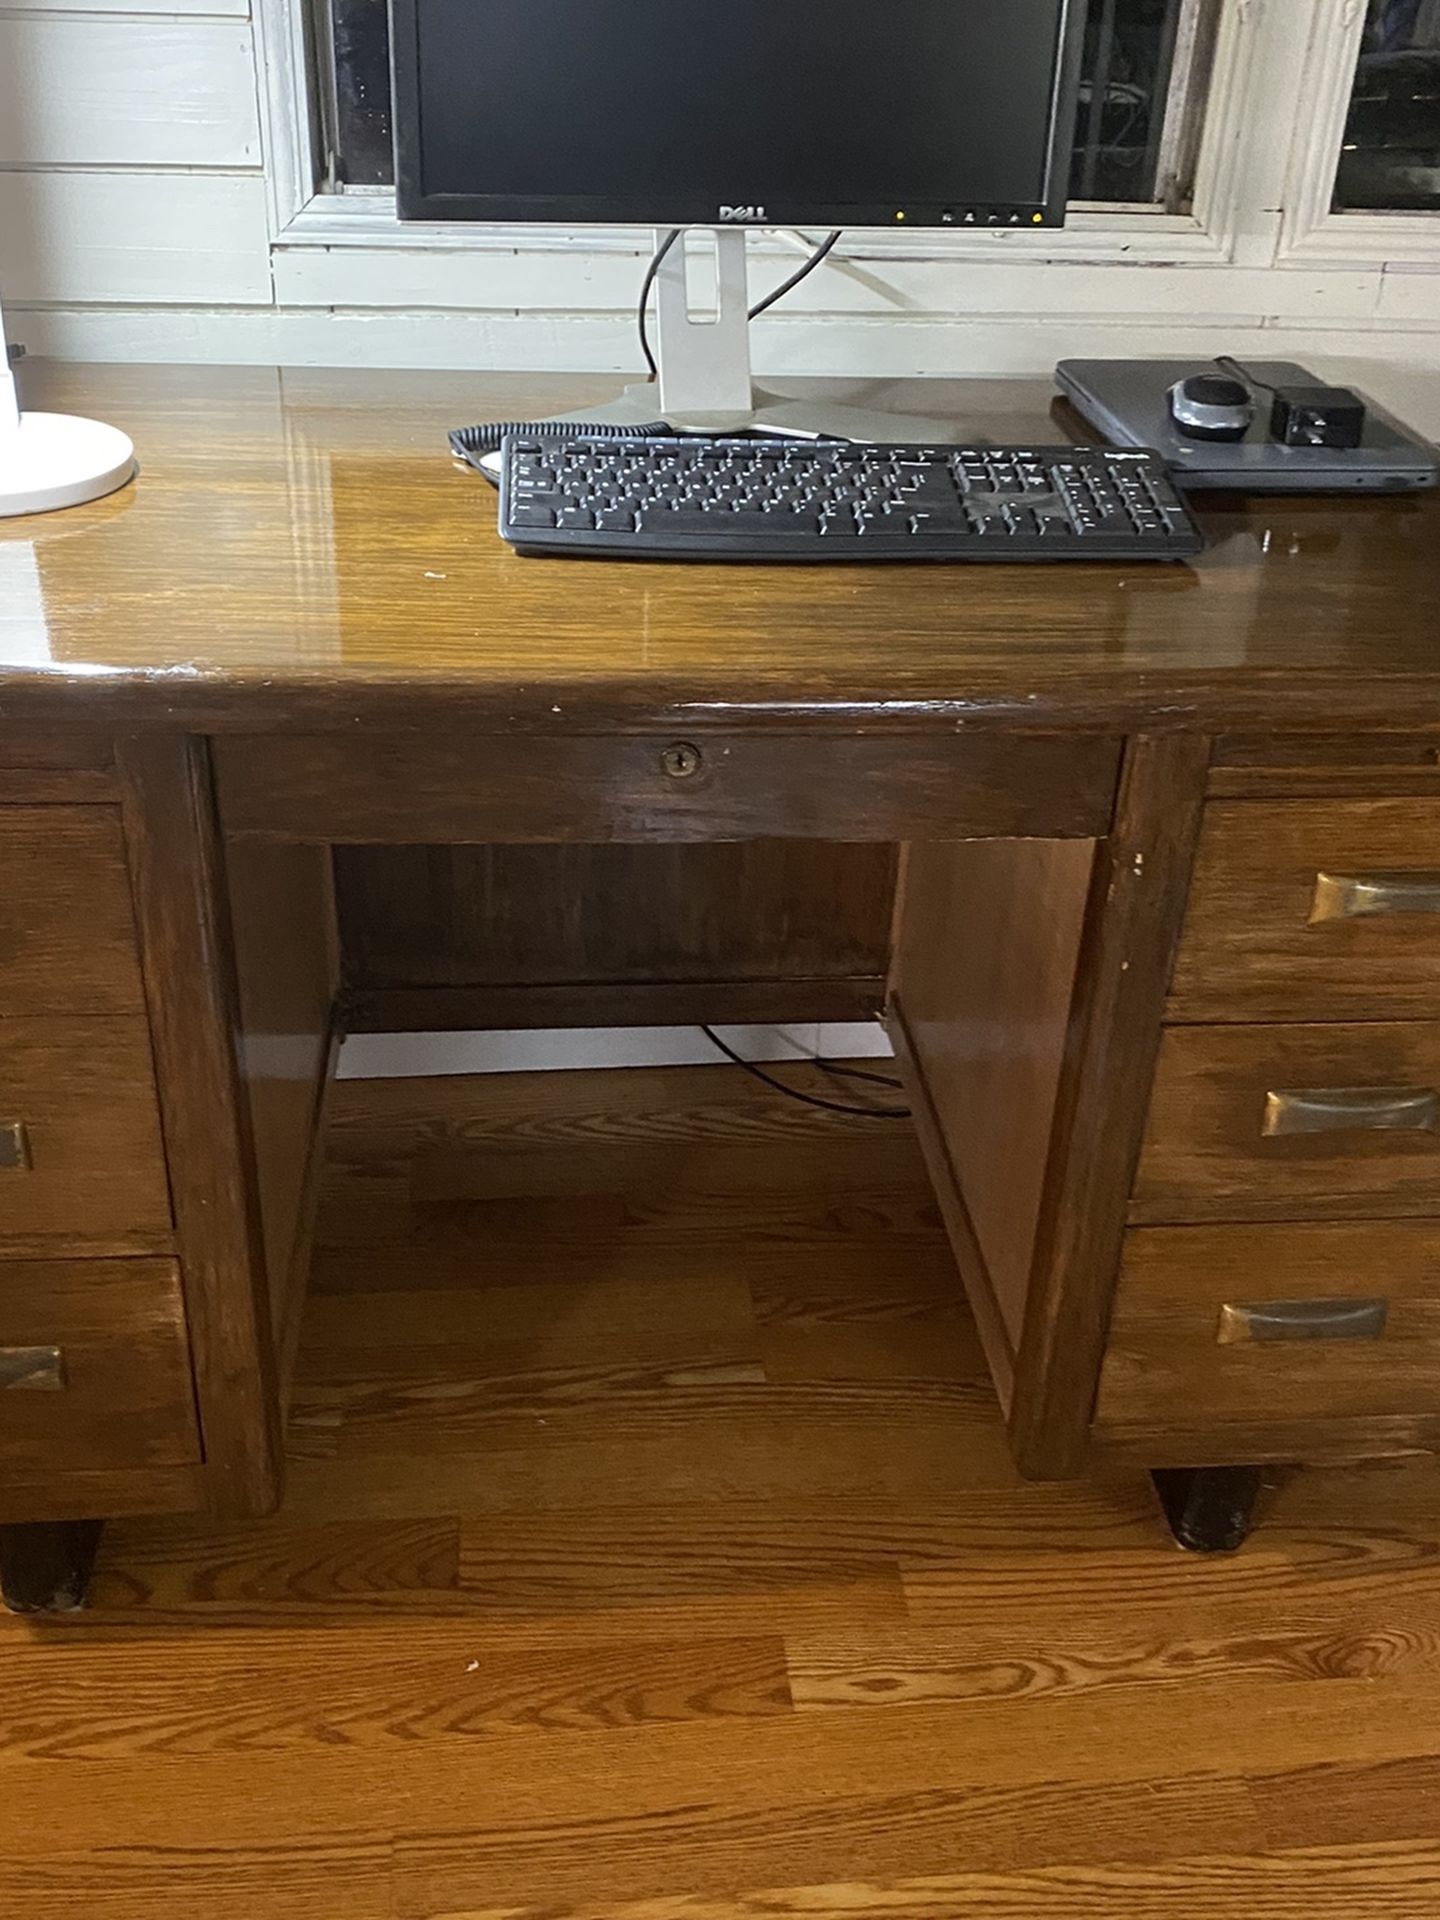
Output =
[
  {"x1": 10, "y1": 306, "x2": 1440, "y2": 388},
  {"x1": 272, "y1": 241, "x2": 1386, "y2": 329},
  {"x1": 14, "y1": 0, "x2": 248, "y2": 13},
  {"x1": 0, "y1": 17, "x2": 259, "y2": 167},
  {"x1": 0, "y1": 171, "x2": 271, "y2": 302}
]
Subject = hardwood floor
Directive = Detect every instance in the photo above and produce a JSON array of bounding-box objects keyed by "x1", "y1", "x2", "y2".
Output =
[{"x1": 4, "y1": 1063, "x2": 1440, "y2": 1918}]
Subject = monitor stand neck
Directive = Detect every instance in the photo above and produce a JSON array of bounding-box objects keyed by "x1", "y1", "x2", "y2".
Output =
[
  {"x1": 656, "y1": 226, "x2": 755, "y2": 430},
  {"x1": 579, "y1": 228, "x2": 963, "y2": 444}
]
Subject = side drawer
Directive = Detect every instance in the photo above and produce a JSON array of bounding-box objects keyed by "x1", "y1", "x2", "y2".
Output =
[
  {"x1": 1133, "y1": 1021, "x2": 1440, "y2": 1224},
  {"x1": 0, "y1": 808, "x2": 146, "y2": 1015},
  {"x1": 215, "y1": 732, "x2": 1122, "y2": 844},
  {"x1": 1096, "y1": 1222, "x2": 1440, "y2": 1449},
  {"x1": 0, "y1": 1017, "x2": 172, "y2": 1248},
  {"x1": 0, "y1": 1258, "x2": 200, "y2": 1474},
  {"x1": 1171, "y1": 799, "x2": 1440, "y2": 1022}
]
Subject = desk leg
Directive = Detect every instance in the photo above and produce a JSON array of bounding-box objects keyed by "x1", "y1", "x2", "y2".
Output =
[
  {"x1": 1152, "y1": 1467, "x2": 1264, "y2": 1554},
  {"x1": 0, "y1": 1519, "x2": 103, "y2": 1612}
]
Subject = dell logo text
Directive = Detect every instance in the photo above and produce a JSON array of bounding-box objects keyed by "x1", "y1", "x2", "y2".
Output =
[{"x1": 718, "y1": 205, "x2": 765, "y2": 222}]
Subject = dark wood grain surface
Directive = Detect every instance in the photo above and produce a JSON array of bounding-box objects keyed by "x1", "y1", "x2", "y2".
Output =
[
  {"x1": 2, "y1": 363, "x2": 1438, "y2": 736},
  {"x1": 891, "y1": 836, "x2": 1097, "y2": 1382},
  {"x1": 117, "y1": 737, "x2": 281, "y2": 1521},
  {"x1": 0, "y1": 1016, "x2": 171, "y2": 1251},
  {"x1": 0, "y1": 1258, "x2": 199, "y2": 1475},
  {"x1": 0, "y1": 809, "x2": 146, "y2": 1015},
  {"x1": 1010, "y1": 734, "x2": 1210, "y2": 1477},
  {"x1": 1171, "y1": 798, "x2": 1440, "y2": 1022},
  {"x1": 6, "y1": 1066, "x2": 1440, "y2": 1918},
  {"x1": 1099, "y1": 1222, "x2": 1440, "y2": 1445},
  {"x1": 1135, "y1": 1020, "x2": 1440, "y2": 1224},
  {"x1": 336, "y1": 839, "x2": 896, "y2": 1033}
]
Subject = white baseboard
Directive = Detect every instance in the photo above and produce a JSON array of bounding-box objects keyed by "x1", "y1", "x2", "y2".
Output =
[{"x1": 338, "y1": 1022, "x2": 895, "y2": 1080}]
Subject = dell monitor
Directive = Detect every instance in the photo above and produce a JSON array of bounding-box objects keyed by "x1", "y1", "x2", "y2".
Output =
[{"x1": 391, "y1": 0, "x2": 1086, "y2": 436}]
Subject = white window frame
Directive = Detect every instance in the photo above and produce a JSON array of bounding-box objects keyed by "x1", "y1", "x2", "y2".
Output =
[
  {"x1": 1278, "y1": 0, "x2": 1440, "y2": 266},
  {"x1": 251, "y1": 0, "x2": 1440, "y2": 292}
]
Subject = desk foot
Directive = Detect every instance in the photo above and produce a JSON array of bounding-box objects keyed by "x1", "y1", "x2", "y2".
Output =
[
  {"x1": 1152, "y1": 1467, "x2": 1264, "y2": 1554},
  {"x1": 0, "y1": 1520, "x2": 103, "y2": 1612}
]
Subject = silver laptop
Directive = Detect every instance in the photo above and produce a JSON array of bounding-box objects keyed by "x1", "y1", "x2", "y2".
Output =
[{"x1": 1057, "y1": 358, "x2": 1439, "y2": 493}]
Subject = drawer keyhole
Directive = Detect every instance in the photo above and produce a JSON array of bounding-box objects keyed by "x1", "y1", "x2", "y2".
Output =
[{"x1": 660, "y1": 742, "x2": 704, "y2": 781}]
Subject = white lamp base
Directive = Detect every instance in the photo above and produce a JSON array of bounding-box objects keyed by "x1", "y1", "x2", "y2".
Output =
[{"x1": 0, "y1": 411, "x2": 136, "y2": 518}]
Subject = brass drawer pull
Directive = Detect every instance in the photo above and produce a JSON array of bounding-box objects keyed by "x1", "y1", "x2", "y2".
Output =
[
  {"x1": 0, "y1": 1121, "x2": 31, "y2": 1171},
  {"x1": 1311, "y1": 871, "x2": 1440, "y2": 923},
  {"x1": 1218, "y1": 1298, "x2": 1389, "y2": 1344},
  {"x1": 0, "y1": 1346, "x2": 65, "y2": 1390},
  {"x1": 1263, "y1": 1085, "x2": 1440, "y2": 1137}
]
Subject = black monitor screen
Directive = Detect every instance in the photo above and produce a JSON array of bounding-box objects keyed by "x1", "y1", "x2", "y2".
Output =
[{"x1": 394, "y1": 0, "x2": 1081, "y2": 227}]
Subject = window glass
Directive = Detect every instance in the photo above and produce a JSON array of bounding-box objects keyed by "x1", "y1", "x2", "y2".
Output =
[{"x1": 1335, "y1": 0, "x2": 1440, "y2": 212}]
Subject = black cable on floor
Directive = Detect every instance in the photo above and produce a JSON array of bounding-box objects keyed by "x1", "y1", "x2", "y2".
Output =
[
  {"x1": 700, "y1": 1025, "x2": 911, "y2": 1120},
  {"x1": 814, "y1": 1056, "x2": 905, "y2": 1092}
]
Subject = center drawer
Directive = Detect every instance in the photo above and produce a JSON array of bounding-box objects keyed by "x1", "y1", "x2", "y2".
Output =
[
  {"x1": 214, "y1": 732, "x2": 1122, "y2": 844},
  {"x1": 1134, "y1": 1021, "x2": 1440, "y2": 1224}
]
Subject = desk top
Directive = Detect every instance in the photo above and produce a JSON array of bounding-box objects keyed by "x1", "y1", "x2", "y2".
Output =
[{"x1": 1, "y1": 361, "x2": 1437, "y2": 736}]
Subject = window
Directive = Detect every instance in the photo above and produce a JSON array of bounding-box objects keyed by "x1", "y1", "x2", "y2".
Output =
[
  {"x1": 313, "y1": 0, "x2": 1217, "y2": 207},
  {"x1": 1073, "y1": 0, "x2": 1216, "y2": 206},
  {"x1": 321, "y1": 0, "x2": 391, "y2": 187},
  {"x1": 1334, "y1": 0, "x2": 1440, "y2": 211}
]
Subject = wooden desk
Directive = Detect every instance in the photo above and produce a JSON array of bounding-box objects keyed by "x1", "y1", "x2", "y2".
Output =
[{"x1": 3, "y1": 362, "x2": 1439, "y2": 1606}]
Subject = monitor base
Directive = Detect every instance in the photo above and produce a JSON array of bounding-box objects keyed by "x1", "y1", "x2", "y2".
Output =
[{"x1": 572, "y1": 379, "x2": 966, "y2": 445}]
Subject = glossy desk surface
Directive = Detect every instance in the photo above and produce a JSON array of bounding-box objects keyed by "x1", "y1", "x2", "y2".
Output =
[{"x1": 1, "y1": 362, "x2": 1437, "y2": 735}]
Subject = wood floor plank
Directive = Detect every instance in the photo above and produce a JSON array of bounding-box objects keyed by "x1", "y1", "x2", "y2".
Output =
[
  {"x1": 305, "y1": 1360, "x2": 998, "y2": 1459},
  {"x1": 6, "y1": 1679, "x2": 1439, "y2": 1855},
  {"x1": 454, "y1": 1485, "x2": 1164, "y2": 1606},
  {"x1": 279, "y1": 1409, "x2": 1026, "y2": 1518},
  {"x1": 3, "y1": 1842, "x2": 394, "y2": 1920},
  {"x1": 301, "y1": 1267, "x2": 758, "y2": 1352},
  {"x1": 408, "y1": 1135, "x2": 929, "y2": 1204},
  {"x1": 323, "y1": 1062, "x2": 903, "y2": 1155},
  {"x1": 312, "y1": 1185, "x2": 943, "y2": 1256},
  {"x1": 87, "y1": 1515, "x2": 460, "y2": 1606},
  {"x1": 401, "y1": 1841, "x2": 1440, "y2": 1920},
  {"x1": 392, "y1": 1772, "x2": 1266, "y2": 1916},
  {"x1": 0, "y1": 1622, "x2": 791, "y2": 1759},
  {"x1": 787, "y1": 1617, "x2": 1440, "y2": 1712},
  {"x1": 312, "y1": 1237, "x2": 947, "y2": 1298},
  {"x1": 1250, "y1": 1754, "x2": 1440, "y2": 1850},
  {"x1": 901, "y1": 1518, "x2": 1440, "y2": 1625}
]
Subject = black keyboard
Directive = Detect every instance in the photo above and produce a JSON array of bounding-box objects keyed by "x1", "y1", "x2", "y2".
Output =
[{"x1": 497, "y1": 434, "x2": 1204, "y2": 563}]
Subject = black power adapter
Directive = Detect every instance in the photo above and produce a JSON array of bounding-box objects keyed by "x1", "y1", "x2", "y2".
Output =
[{"x1": 1269, "y1": 384, "x2": 1367, "y2": 450}]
